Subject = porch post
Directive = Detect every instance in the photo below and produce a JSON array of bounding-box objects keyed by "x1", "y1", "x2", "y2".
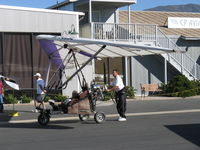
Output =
[
  {"x1": 128, "y1": 5, "x2": 131, "y2": 23},
  {"x1": 124, "y1": 57, "x2": 128, "y2": 86},
  {"x1": 181, "y1": 53, "x2": 183, "y2": 73},
  {"x1": 89, "y1": 0, "x2": 92, "y2": 23},
  {"x1": 128, "y1": 5, "x2": 131, "y2": 40},
  {"x1": 164, "y1": 57, "x2": 167, "y2": 84}
]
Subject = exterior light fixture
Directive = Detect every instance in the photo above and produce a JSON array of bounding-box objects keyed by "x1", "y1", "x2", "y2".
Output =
[{"x1": 68, "y1": 24, "x2": 79, "y2": 35}]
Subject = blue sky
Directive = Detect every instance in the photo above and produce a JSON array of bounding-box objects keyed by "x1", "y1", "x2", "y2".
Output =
[
  {"x1": 0, "y1": 0, "x2": 200, "y2": 10},
  {"x1": 131, "y1": 0, "x2": 200, "y2": 10}
]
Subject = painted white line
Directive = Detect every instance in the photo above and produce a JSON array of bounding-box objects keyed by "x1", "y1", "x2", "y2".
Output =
[
  {"x1": 107, "y1": 109, "x2": 200, "y2": 117},
  {"x1": 7, "y1": 109, "x2": 200, "y2": 124}
]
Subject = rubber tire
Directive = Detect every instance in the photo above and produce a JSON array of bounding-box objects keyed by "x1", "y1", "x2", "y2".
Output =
[
  {"x1": 94, "y1": 112, "x2": 106, "y2": 124},
  {"x1": 38, "y1": 113, "x2": 50, "y2": 126},
  {"x1": 79, "y1": 114, "x2": 90, "y2": 121}
]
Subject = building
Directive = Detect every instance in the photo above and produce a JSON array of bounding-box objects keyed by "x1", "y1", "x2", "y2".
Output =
[
  {"x1": 0, "y1": 5, "x2": 83, "y2": 96},
  {"x1": 1, "y1": 0, "x2": 200, "y2": 96},
  {"x1": 50, "y1": 0, "x2": 200, "y2": 95}
]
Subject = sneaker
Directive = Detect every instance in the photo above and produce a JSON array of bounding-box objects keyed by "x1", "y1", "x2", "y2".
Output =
[
  {"x1": 32, "y1": 109, "x2": 38, "y2": 113},
  {"x1": 118, "y1": 117, "x2": 127, "y2": 122}
]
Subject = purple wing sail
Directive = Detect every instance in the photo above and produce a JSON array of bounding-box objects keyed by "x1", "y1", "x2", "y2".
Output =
[{"x1": 39, "y1": 39, "x2": 64, "y2": 69}]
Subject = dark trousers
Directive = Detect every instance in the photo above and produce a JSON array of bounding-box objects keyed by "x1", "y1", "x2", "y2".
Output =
[
  {"x1": 115, "y1": 88, "x2": 126, "y2": 118},
  {"x1": 0, "y1": 103, "x2": 4, "y2": 113}
]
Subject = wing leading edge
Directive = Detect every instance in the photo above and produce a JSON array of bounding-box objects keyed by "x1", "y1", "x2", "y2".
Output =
[{"x1": 36, "y1": 35, "x2": 185, "y2": 58}]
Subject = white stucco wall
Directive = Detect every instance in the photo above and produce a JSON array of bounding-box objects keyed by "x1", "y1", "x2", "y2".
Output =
[{"x1": 0, "y1": 5, "x2": 83, "y2": 33}]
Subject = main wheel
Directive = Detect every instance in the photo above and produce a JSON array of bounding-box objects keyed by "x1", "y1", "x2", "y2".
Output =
[
  {"x1": 79, "y1": 114, "x2": 90, "y2": 121},
  {"x1": 94, "y1": 112, "x2": 106, "y2": 124},
  {"x1": 38, "y1": 113, "x2": 50, "y2": 126}
]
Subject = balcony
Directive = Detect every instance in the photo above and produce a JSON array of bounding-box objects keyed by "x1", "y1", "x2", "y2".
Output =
[
  {"x1": 90, "y1": 22, "x2": 184, "y2": 51},
  {"x1": 80, "y1": 22, "x2": 200, "y2": 80}
]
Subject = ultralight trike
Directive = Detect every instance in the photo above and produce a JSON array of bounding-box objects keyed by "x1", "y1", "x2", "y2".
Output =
[{"x1": 37, "y1": 83, "x2": 106, "y2": 126}]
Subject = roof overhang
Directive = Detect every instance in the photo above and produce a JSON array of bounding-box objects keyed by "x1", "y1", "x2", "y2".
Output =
[
  {"x1": 0, "y1": 4, "x2": 84, "y2": 16},
  {"x1": 181, "y1": 35, "x2": 200, "y2": 41},
  {"x1": 49, "y1": 0, "x2": 136, "y2": 9}
]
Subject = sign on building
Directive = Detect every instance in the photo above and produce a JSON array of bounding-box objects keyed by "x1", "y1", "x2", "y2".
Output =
[{"x1": 168, "y1": 17, "x2": 200, "y2": 29}]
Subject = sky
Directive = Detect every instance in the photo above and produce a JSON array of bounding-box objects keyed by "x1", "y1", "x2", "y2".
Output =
[{"x1": 0, "y1": 0, "x2": 200, "y2": 10}]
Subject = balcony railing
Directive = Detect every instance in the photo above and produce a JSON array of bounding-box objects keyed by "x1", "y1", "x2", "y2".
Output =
[
  {"x1": 91, "y1": 22, "x2": 200, "y2": 80},
  {"x1": 91, "y1": 22, "x2": 185, "y2": 51},
  {"x1": 92, "y1": 22, "x2": 156, "y2": 42}
]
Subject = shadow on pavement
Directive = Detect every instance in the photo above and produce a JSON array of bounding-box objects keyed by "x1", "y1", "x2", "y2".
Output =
[
  {"x1": 0, "y1": 110, "x2": 15, "y2": 122},
  {"x1": 165, "y1": 123, "x2": 200, "y2": 147},
  {"x1": 0, "y1": 121, "x2": 75, "y2": 130}
]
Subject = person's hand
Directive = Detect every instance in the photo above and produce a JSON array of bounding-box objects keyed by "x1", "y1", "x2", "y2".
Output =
[
  {"x1": 106, "y1": 89, "x2": 111, "y2": 92},
  {"x1": 43, "y1": 90, "x2": 47, "y2": 93}
]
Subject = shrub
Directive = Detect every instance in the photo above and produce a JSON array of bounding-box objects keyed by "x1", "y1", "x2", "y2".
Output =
[
  {"x1": 43, "y1": 95, "x2": 50, "y2": 102},
  {"x1": 4, "y1": 94, "x2": 18, "y2": 104},
  {"x1": 102, "y1": 86, "x2": 136, "y2": 100},
  {"x1": 125, "y1": 86, "x2": 136, "y2": 99},
  {"x1": 54, "y1": 94, "x2": 68, "y2": 102},
  {"x1": 164, "y1": 75, "x2": 198, "y2": 97},
  {"x1": 21, "y1": 95, "x2": 32, "y2": 103},
  {"x1": 103, "y1": 91, "x2": 115, "y2": 101}
]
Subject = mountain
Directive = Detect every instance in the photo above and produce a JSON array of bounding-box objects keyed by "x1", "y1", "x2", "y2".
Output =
[{"x1": 144, "y1": 3, "x2": 200, "y2": 13}]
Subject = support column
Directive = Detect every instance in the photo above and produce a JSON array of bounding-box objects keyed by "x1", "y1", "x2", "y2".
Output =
[
  {"x1": 130, "y1": 57, "x2": 133, "y2": 87},
  {"x1": 128, "y1": 5, "x2": 131, "y2": 40},
  {"x1": 164, "y1": 57, "x2": 167, "y2": 84},
  {"x1": 107, "y1": 58, "x2": 110, "y2": 85},
  {"x1": 128, "y1": 5, "x2": 131, "y2": 24},
  {"x1": 124, "y1": 57, "x2": 128, "y2": 86},
  {"x1": 181, "y1": 53, "x2": 183, "y2": 74},
  {"x1": 89, "y1": 0, "x2": 92, "y2": 23}
]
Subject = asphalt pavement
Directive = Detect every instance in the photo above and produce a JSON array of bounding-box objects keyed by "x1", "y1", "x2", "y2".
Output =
[
  {"x1": 1, "y1": 95, "x2": 200, "y2": 124},
  {"x1": 1, "y1": 96, "x2": 200, "y2": 150}
]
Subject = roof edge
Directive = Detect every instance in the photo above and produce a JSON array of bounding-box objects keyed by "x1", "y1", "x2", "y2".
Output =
[
  {"x1": 120, "y1": 10, "x2": 200, "y2": 14},
  {"x1": 181, "y1": 35, "x2": 200, "y2": 41},
  {"x1": 0, "y1": 4, "x2": 84, "y2": 15}
]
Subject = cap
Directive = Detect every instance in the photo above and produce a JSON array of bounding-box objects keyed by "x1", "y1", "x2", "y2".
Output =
[{"x1": 34, "y1": 73, "x2": 41, "y2": 77}]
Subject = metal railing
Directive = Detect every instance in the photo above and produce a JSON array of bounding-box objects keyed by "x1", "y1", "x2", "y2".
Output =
[
  {"x1": 165, "y1": 52, "x2": 200, "y2": 80},
  {"x1": 91, "y1": 22, "x2": 200, "y2": 80},
  {"x1": 92, "y1": 22, "x2": 157, "y2": 43}
]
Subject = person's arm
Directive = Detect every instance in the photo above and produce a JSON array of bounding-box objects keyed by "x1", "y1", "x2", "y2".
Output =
[
  {"x1": 107, "y1": 85, "x2": 119, "y2": 92},
  {"x1": 39, "y1": 84, "x2": 46, "y2": 93},
  {"x1": 2, "y1": 86, "x2": 4, "y2": 95},
  {"x1": 107, "y1": 77, "x2": 119, "y2": 92}
]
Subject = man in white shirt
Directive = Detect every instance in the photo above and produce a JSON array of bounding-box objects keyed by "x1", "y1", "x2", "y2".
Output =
[
  {"x1": 33, "y1": 73, "x2": 46, "y2": 112},
  {"x1": 107, "y1": 69, "x2": 127, "y2": 121}
]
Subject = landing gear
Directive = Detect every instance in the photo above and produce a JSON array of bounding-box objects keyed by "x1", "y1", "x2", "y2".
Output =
[
  {"x1": 94, "y1": 112, "x2": 106, "y2": 124},
  {"x1": 37, "y1": 110, "x2": 50, "y2": 126},
  {"x1": 79, "y1": 114, "x2": 90, "y2": 121}
]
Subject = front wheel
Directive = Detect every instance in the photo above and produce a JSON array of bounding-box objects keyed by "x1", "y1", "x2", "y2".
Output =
[
  {"x1": 94, "y1": 112, "x2": 106, "y2": 124},
  {"x1": 79, "y1": 114, "x2": 90, "y2": 121},
  {"x1": 38, "y1": 113, "x2": 50, "y2": 126}
]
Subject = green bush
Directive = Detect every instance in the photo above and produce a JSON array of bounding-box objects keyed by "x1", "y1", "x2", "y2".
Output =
[
  {"x1": 5, "y1": 94, "x2": 18, "y2": 104},
  {"x1": 164, "y1": 75, "x2": 198, "y2": 97},
  {"x1": 102, "y1": 86, "x2": 136, "y2": 100},
  {"x1": 43, "y1": 95, "x2": 51, "y2": 102},
  {"x1": 54, "y1": 94, "x2": 68, "y2": 102},
  {"x1": 21, "y1": 95, "x2": 32, "y2": 103},
  {"x1": 103, "y1": 91, "x2": 115, "y2": 101},
  {"x1": 125, "y1": 86, "x2": 136, "y2": 99}
]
